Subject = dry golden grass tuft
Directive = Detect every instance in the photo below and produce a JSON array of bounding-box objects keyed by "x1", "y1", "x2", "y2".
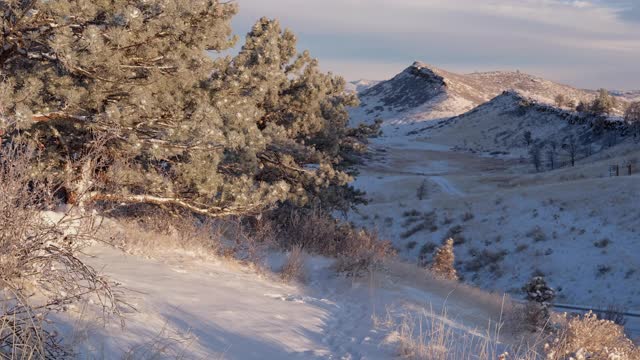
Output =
[
  {"x1": 545, "y1": 311, "x2": 640, "y2": 360},
  {"x1": 279, "y1": 245, "x2": 307, "y2": 283},
  {"x1": 388, "y1": 307, "x2": 541, "y2": 360}
]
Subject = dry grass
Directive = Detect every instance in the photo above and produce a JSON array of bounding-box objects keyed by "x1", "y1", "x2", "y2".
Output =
[
  {"x1": 270, "y1": 207, "x2": 395, "y2": 276},
  {"x1": 101, "y1": 205, "x2": 281, "y2": 271},
  {"x1": 545, "y1": 312, "x2": 640, "y2": 360},
  {"x1": 104, "y1": 211, "x2": 225, "y2": 260},
  {"x1": 390, "y1": 307, "x2": 541, "y2": 360},
  {"x1": 0, "y1": 143, "x2": 119, "y2": 359},
  {"x1": 279, "y1": 245, "x2": 307, "y2": 283},
  {"x1": 122, "y1": 325, "x2": 198, "y2": 360}
]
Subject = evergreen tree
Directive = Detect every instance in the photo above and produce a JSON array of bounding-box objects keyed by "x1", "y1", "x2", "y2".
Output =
[
  {"x1": 625, "y1": 102, "x2": 640, "y2": 124},
  {"x1": 590, "y1": 89, "x2": 616, "y2": 116},
  {"x1": 0, "y1": 4, "x2": 365, "y2": 216},
  {"x1": 430, "y1": 238, "x2": 458, "y2": 281},
  {"x1": 214, "y1": 18, "x2": 366, "y2": 213}
]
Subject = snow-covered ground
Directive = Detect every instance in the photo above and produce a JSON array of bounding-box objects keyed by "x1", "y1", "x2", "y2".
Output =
[
  {"x1": 46, "y1": 62, "x2": 639, "y2": 357},
  {"x1": 53, "y1": 242, "x2": 515, "y2": 359},
  {"x1": 346, "y1": 109, "x2": 640, "y2": 339}
]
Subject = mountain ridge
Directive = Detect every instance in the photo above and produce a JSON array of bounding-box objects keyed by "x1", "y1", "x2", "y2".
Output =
[{"x1": 352, "y1": 61, "x2": 631, "y2": 125}]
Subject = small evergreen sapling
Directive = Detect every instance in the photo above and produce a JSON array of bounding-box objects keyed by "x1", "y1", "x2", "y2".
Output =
[{"x1": 430, "y1": 238, "x2": 458, "y2": 281}]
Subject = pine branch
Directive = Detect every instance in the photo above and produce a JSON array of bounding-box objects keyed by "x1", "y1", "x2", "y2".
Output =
[{"x1": 91, "y1": 193, "x2": 265, "y2": 218}]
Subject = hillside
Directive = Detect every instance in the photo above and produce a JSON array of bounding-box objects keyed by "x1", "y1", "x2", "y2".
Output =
[
  {"x1": 613, "y1": 90, "x2": 640, "y2": 102},
  {"x1": 351, "y1": 61, "x2": 629, "y2": 126},
  {"x1": 346, "y1": 65, "x2": 640, "y2": 336},
  {"x1": 409, "y1": 91, "x2": 627, "y2": 158},
  {"x1": 346, "y1": 79, "x2": 381, "y2": 93}
]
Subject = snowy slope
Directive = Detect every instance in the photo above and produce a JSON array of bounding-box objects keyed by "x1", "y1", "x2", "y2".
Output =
[
  {"x1": 53, "y1": 242, "x2": 515, "y2": 359},
  {"x1": 349, "y1": 135, "x2": 640, "y2": 314},
  {"x1": 411, "y1": 90, "x2": 625, "y2": 158}
]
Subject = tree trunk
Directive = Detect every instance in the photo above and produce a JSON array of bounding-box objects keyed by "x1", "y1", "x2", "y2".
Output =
[{"x1": 66, "y1": 159, "x2": 95, "y2": 212}]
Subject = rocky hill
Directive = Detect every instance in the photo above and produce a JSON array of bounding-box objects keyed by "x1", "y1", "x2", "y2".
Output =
[{"x1": 351, "y1": 61, "x2": 629, "y2": 125}]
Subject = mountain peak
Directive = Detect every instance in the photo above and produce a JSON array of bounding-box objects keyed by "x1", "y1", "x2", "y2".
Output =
[{"x1": 353, "y1": 62, "x2": 628, "y2": 125}]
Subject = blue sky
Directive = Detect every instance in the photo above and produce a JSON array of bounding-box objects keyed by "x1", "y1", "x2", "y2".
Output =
[{"x1": 232, "y1": 0, "x2": 640, "y2": 90}]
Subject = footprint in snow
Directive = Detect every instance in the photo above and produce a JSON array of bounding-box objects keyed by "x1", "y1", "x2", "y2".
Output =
[{"x1": 264, "y1": 294, "x2": 338, "y2": 307}]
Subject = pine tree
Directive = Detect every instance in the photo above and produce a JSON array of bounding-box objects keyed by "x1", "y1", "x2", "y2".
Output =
[
  {"x1": 214, "y1": 18, "x2": 365, "y2": 213},
  {"x1": 625, "y1": 102, "x2": 640, "y2": 124},
  {"x1": 0, "y1": 5, "x2": 365, "y2": 216},
  {"x1": 430, "y1": 238, "x2": 458, "y2": 281},
  {"x1": 590, "y1": 88, "x2": 616, "y2": 116},
  {"x1": 522, "y1": 276, "x2": 555, "y2": 331}
]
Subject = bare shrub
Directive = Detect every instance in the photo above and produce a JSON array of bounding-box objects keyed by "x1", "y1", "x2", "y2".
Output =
[
  {"x1": 506, "y1": 302, "x2": 551, "y2": 334},
  {"x1": 464, "y1": 249, "x2": 508, "y2": 274},
  {"x1": 416, "y1": 180, "x2": 428, "y2": 200},
  {"x1": 271, "y1": 208, "x2": 395, "y2": 276},
  {"x1": 545, "y1": 312, "x2": 639, "y2": 360},
  {"x1": 526, "y1": 227, "x2": 547, "y2": 242},
  {"x1": 270, "y1": 208, "x2": 342, "y2": 255},
  {"x1": 280, "y1": 245, "x2": 307, "y2": 283},
  {"x1": 401, "y1": 211, "x2": 438, "y2": 239},
  {"x1": 596, "y1": 264, "x2": 612, "y2": 277},
  {"x1": 530, "y1": 145, "x2": 542, "y2": 172},
  {"x1": 418, "y1": 242, "x2": 438, "y2": 265},
  {"x1": 596, "y1": 305, "x2": 627, "y2": 326},
  {"x1": 593, "y1": 238, "x2": 611, "y2": 248},
  {"x1": 334, "y1": 229, "x2": 395, "y2": 277},
  {"x1": 443, "y1": 225, "x2": 465, "y2": 245},
  {"x1": 0, "y1": 143, "x2": 118, "y2": 358}
]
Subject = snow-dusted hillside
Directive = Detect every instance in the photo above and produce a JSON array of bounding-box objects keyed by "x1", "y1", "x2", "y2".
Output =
[
  {"x1": 612, "y1": 90, "x2": 640, "y2": 102},
  {"x1": 346, "y1": 65, "x2": 640, "y2": 335},
  {"x1": 351, "y1": 61, "x2": 630, "y2": 127},
  {"x1": 410, "y1": 90, "x2": 624, "y2": 158},
  {"x1": 350, "y1": 133, "x2": 640, "y2": 311}
]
